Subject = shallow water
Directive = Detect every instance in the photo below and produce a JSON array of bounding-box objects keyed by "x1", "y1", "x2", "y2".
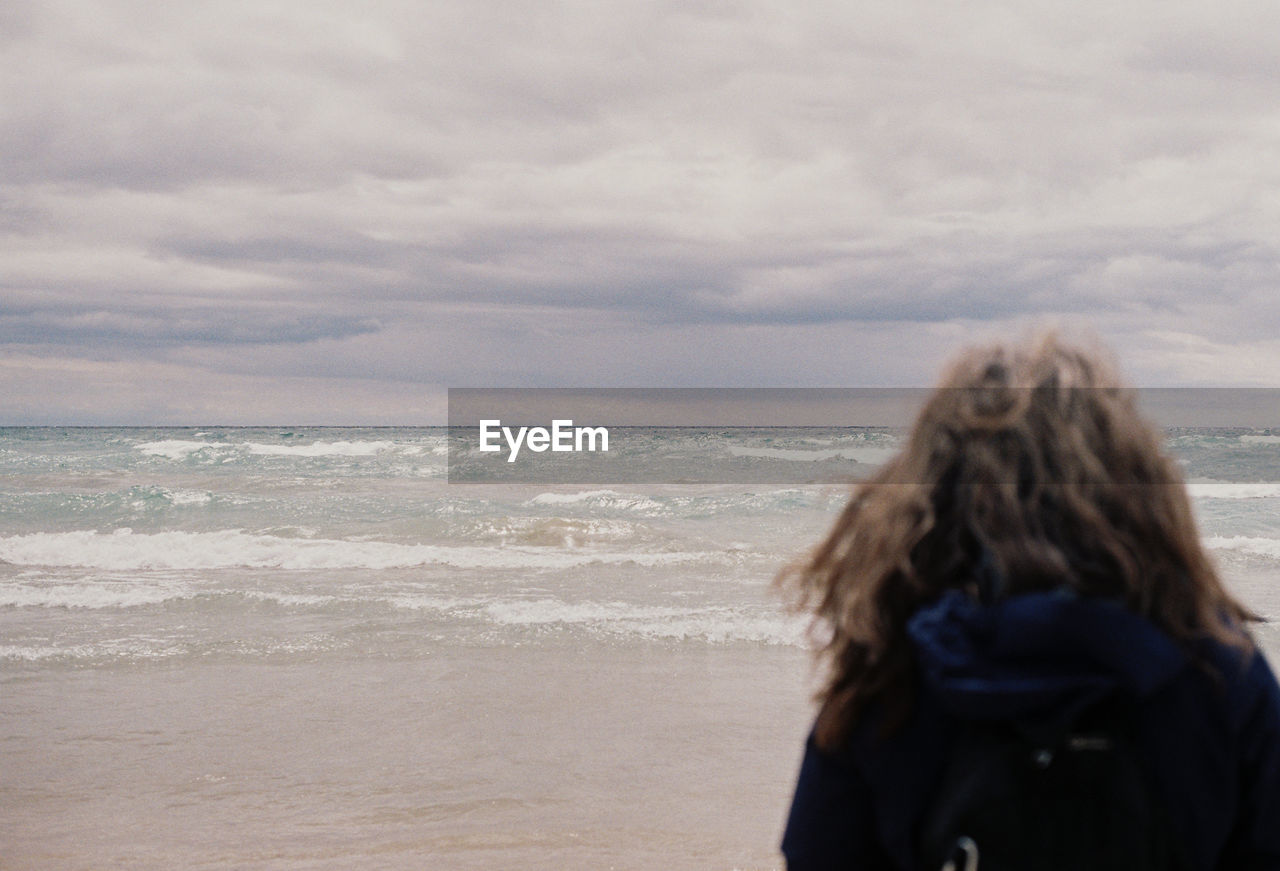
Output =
[{"x1": 3, "y1": 645, "x2": 814, "y2": 870}]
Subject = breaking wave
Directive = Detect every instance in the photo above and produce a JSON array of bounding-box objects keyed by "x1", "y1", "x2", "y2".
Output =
[{"x1": 0, "y1": 529, "x2": 720, "y2": 571}]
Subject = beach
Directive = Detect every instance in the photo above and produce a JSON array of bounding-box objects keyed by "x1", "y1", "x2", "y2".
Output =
[{"x1": 2, "y1": 427, "x2": 1278, "y2": 869}]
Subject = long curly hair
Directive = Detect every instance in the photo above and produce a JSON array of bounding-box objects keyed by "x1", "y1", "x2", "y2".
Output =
[{"x1": 778, "y1": 332, "x2": 1256, "y2": 751}]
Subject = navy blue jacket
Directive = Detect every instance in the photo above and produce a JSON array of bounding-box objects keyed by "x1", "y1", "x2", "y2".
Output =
[{"x1": 781, "y1": 591, "x2": 1280, "y2": 870}]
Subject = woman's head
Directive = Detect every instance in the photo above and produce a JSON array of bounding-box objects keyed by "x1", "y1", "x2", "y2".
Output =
[{"x1": 781, "y1": 331, "x2": 1254, "y2": 748}]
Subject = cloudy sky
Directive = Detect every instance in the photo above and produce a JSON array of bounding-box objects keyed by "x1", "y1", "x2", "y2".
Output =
[{"x1": 4, "y1": 0, "x2": 1280, "y2": 423}]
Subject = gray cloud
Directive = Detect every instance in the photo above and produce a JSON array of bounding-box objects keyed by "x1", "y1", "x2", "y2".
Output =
[
  {"x1": 0, "y1": 306, "x2": 380, "y2": 347},
  {"x1": 3, "y1": 0, "x2": 1280, "y2": 421}
]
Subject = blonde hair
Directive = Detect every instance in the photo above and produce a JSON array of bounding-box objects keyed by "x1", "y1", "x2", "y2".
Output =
[{"x1": 778, "y1": 333, "x2": 1255, "y2": 750}]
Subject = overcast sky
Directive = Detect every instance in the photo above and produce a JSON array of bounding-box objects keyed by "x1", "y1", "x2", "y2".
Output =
[{"x1": 4, "y1": 0, "x2": 1280, "y2": 423}]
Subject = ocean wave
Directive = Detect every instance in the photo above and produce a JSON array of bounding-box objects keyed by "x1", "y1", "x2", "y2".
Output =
[
  {"x1": 1204, "y1": 535, "x2": 1280, "y2": 559},
  {"x1": 0, "y1": 581, "x2": 364, "y2": 612},
  {"x1": 484, "y1": 599, "x2": 690, "y2": 625},
  {"x1": 134, "y1": 438, "x2": 424, "y2": 460},
  {"x1": 0, "y1": 637, "x2": 189, "y2": 662},
  {"x1": 386, "y1": 594, "x2": 479, "y2": 611},
  {"x1": 135, "y1": 439, "x2": 217, "y2": 459},
  {"x1": 0, "y1": 644, "x2": 79, "y2": 661},
  {"x1": 0, "y1": 529, "x2": 720, "y2": 571},
  {"x1": 527, "y1": 489, "x2": 633, "y2": 504},
  {"x1": 629, "y1": 612, "x2": 805, "y2": 645},
  {"x1": 242, "y1": 440, "x2": 396, "y2": 457},
  {"x1": 0, "y1": 581, "x2": 190, "y2": 610},
  {"x1": 726, "y1": 445, "x2": 898, "y2": 464},
  {"x1": 483, "y1": 598, "x2": 805, "y2": 645},
  {"x1": 465, "y1": 517, "x2": 647, "y2": 548},
  {"x1": 241, "y1": 590, "x2": 338, "y2": 607},
  {"x1": 1189, "y1": 482, "x2": 1280, "y2": 499},
  {"x1": 0, "y1": 635, "x2": 341, "y2": 663},
  {"x1": 166, "y1": 489, "x2": 215, "y2": 506},
  {"x1": 526, "y1": 490, "x2": 665, "y2": 513}
]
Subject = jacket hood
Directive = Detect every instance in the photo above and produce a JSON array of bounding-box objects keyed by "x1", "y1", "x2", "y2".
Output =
[{"x1": 907, "y1": 589, "x2": 1189, "y2": 732}]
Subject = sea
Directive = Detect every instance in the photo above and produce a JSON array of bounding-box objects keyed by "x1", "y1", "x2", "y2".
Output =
[{"x1": 2, "y1": 426, "x2": 1278, "y2": 870}]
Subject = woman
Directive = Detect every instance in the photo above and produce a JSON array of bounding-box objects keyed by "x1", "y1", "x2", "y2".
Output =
[{"x1": 777, "y1": 334, "x2": 1280, "y2": 870}]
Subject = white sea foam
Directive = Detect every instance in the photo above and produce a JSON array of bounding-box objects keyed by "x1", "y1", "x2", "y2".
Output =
[
  {"x1": 1204, "y1": 536, "x2": 1280, "y2": 560},
  {"x1": 0, "y1": 644, "x2": 77, "y2": 661},
  {"x1": 2, "y1": 582, "x2": 367, "y2": 612},
  {"x1": 135, "y1": 440, "x2": 220, "y2": 459},
  {"x1": 0, "y1": 581, "x2": 190, "y2": 609},
  {"x1": 135, "y1": 439, "x2": 405, "y2": 460},
  {"x1": 0, "y1": 529, "x2": 717, "y2": 571},
  {"x1": 241, "y1": 591, "x2": 338, "y2": 608},
  {"x1": 243, "y1": 440, "x2": 396, "y2": 457},
  {"x1": 483, "y1": 598, "x2": 804, "y2": 645},
  {"x1": 0, "y1": 637, "x2": 190, "y2": 661},
  {"x1": 484, "y1": 599, "x2": 690, "y2": 625},
  {"x1": 528, "y1": 489, "x2": 629, "y2": 504},
  {"x1": 526, "y1": 490, "x2": 665, "y2": 513},
  {"x1": 387, "y1": 595, "x2": 479, "y2": 612},
  {"x1": 726, "y1": 445, "x2": 898, "y2": 464},
  {"x1": 167, "y1": 489, "x2": 215, "y2": 506},
  {"x1": 473, "y1": 517, "x2": 641, "y2": 547},
  {"x1": 1240, "y1": 435, "x2": 1280, "y2": 445},
  {"x1": 0, "y1": 636, "x2": 338, "y2": 662},
  {"x1": 1188, "y1": 482, "x2": 1280, "y2": 499},
  {"x1": 629, "y1": 612, "x2": 805, "y2": 646}
]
